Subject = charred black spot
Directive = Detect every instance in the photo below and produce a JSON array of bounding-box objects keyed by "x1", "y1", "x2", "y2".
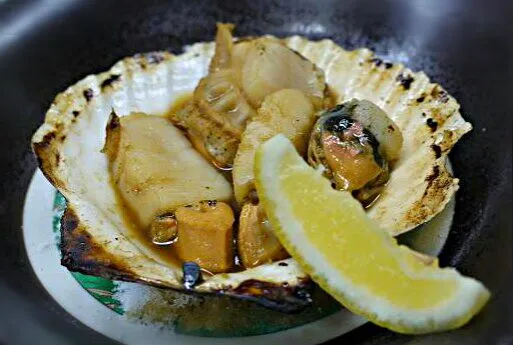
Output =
[
  {"x1": 107, "y1": 111, "x2": 120, "y2": 130},
  {"x1": 431, "y1": 86, "x2": 449, "y2": 103},
  {"x1": 426, "y1": 118, "x2": 438, "y2": 131},
  {"x1": 370, "y1": 57, "x2": 383, "y2": 67},
  {"x1": 387, "y1": 125, "x2": 395, "y2": 132},
  {"x1": 422, "y1": 112, "x2": 426, "y2": 117},
  {"x1": 72, "y1": 110, "x2": 80, "y2": 117},
  {"x1": 32, "y1": 133, "x2": 57, "y2": 172},
  {"x1": 146, "y1": 52, "x2": 164, "y2": 64},
  {"x1": 416, "y1": 96, "x2": 425, "y2": 103},
  {"x1": 278, "y1": 262, "x2": 288, "y2": 267},
  {"x1": 323, "y1": 113, "x2": 354, "y2": 133},
  {"x1": 396, "y1": 73, "x2": 414, "y2": 89},
  {"x1": 431, "y1": 144, "x2": 442, "y2": 158},
  {"x1": 83, "y1": 88, "x2": 94, "y2": 102},
  {"x1": 438, "y1": 90, "x2": 449, "y2": 103},
  {"x1": 426, "y1": 166, "x2": 440, "y2": 184},
  {"x1": 60, "y1": 207, "x2": 140, "y2": 284},
  {"x1": 370, "y1": 58, "x2": 393, "y2": 69},
  {"x1": 322, "y1": 105, "x2": 384, "y2": 166},
  {"x1": 61, "y1": 210, "x2": 78, "y2": 233},
  {"x1": 55, "y1": 153, "x2": 60, "y2": 164},
  {"x1": 35, "y1": 132, "x2": 56, "y2": 150},
  {"x1": 225, "y1": 279, "x2": 313, "y2": 313},
  {"x1": 60, "y1": 135, "x2": 66, "y2": 142},
  {"x1": 101, "y1": 74, "x2": 121, "y2": 89}
]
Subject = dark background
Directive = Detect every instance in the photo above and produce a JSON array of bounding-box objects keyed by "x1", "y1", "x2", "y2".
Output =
[{"x1": 0, "y1": 0, "x2": 511, "y2": 344}]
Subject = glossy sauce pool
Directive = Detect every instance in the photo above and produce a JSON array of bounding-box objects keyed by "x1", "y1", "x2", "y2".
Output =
[{"x1": 110, "y1": 178, "x2": 185, "y2": 270}]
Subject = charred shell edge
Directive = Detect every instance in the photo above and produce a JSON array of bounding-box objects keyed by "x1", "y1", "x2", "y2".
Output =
[
  {"x1": 61, "y1": 202, "x2": 312, "y2": 312},
  {"x1": 31, "y1": 50, "x2": 312, "y2": 312}
]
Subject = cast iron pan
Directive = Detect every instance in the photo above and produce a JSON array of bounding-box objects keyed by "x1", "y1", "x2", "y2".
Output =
[{"x1": 0, "y1": 0, "x2": 511, "y2": 344}]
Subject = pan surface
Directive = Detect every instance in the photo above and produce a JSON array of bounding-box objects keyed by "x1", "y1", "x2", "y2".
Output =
[{"x1": 0, "y1": 0, "x2": 511, "y2": 344}]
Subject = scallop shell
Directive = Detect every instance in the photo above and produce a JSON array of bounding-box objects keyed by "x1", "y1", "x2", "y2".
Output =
[{"x1": 31, "y1": 37, "x2": 470, "y2": 310}]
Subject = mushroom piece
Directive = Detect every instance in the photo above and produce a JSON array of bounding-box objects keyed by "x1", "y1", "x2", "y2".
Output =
[{"x1": 308, "y1": 100, "x2": 403, "y2": 206}]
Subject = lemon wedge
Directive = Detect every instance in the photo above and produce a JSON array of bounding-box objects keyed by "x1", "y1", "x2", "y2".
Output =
[{"x1": 254, "y1": 134, "x2": 490, "y2": 334}]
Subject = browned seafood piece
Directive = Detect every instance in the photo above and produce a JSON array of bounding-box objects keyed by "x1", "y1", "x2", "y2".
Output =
[
  {"x1": 173, "y1": 23, "x2": 327, "y2": 169},
  {"x1": 238, "y1": 203, "x2": 289, "y2": 268},
  {"x1": 175, "y1": 69, "x2": 256, "y2": 169},
  {"x1": 233, "y1": 89, "x2": 316, "y2": 204},
  {"x1": 308, "y1": 100, "x2": 403, "y2": 206},
  {"x1": 175, "y1": 201, "x2": 235, "y2": 273},
  {"x1": 173, "y1": 25, "x2": 256, "y2": 169}
]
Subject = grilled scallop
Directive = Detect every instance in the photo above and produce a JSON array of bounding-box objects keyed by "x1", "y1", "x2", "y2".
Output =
[{"x1": 31, "y1": 24, "x2": 471, "y2": 311}]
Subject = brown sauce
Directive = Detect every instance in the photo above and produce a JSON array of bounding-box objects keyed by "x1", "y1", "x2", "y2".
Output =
[
  {"x1": 114, "y1": 179, "x2": 244, "y2": 273},
  {"x1": 110, "y1": 178, "x2": 183, "y2": 268}
]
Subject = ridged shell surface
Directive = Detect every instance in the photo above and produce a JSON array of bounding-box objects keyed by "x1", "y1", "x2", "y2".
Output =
[{"x1": 31, "y1": 37, "x2": 471, "y2": 309}]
